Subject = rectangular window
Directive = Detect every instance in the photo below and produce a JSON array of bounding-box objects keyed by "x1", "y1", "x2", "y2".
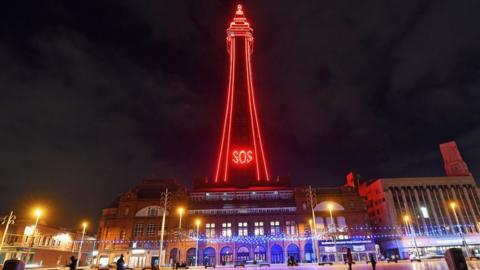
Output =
[
  {"x1": 146, "y1": 224, "x2": 155, "y2": 236},
  {"x1": 238, "y1": 222, "x2": 248, "y2": 236},
  {"x1": 286, "y1": 221, "x2": 296, "y2": 235},
  {"x1": 254, "y1": 222, "x2": 264, "y2": 236},
  {"x1": 205, "y1": 223, "x2": 216, "y2": 238},
  {"x1": 134, "y1": 224, "x2": 143, "y2": 237},
  {"x1": 120, "y1": 230, "x2": 126, "y2": 240},
  {"x1": 270, "y1": 221, "x2": 280, "y2": 235},
  {"x1": 222, "y1": 222, "x2": 232, "y2": 237}
]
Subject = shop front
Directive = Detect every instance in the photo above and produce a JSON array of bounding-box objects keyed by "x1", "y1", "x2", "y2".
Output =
[
  {"x1": 384, "y1": 234, "x2": 480, "y2": 259},
  {"x1": 319, "y1": 239, "x2": 376, "y2": 263}
]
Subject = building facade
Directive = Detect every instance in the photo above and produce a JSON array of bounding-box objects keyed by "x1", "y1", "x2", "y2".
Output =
[
  {"x1": 0, "y1": 219, "x2": 94, "y2": 267},
  {"x1": 96, "y1": 179, "x2": 375, "y2": 267},
  {"x1": 359, "y1": 142, "x2": 480, "y2": 259}
]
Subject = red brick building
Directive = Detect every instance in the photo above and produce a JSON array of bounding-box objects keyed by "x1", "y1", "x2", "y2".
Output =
[{"x1": 0, "y1": 219, "x2": 94, "y2": 267}]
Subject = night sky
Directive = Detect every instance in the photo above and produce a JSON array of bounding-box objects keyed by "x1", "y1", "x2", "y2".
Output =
[{"x1": 1, "y1": 1, "x2": 479, "y2": 228}]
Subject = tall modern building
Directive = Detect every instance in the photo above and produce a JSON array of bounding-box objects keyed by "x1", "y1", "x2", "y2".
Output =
[
  {"x1": 95, "y1": 5, "x2": 374, "y2": 267},
  {"x1": 359, "y1": 141, "x2": 480, "y2": 259}
]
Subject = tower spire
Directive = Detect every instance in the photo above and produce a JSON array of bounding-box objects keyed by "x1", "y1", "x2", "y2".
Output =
[{"x1": 214, "y1": 5, "x2": 270, "y2": 183}]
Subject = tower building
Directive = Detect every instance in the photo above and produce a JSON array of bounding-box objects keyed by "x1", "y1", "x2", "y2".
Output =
[{"x1": 214, "y1": 5, "x2": 270, "y2": 184}]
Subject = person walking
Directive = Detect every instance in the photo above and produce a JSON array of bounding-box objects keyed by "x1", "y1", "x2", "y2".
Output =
[
  {"x1": 66, "y1": 256, "x2": 77, "y2": 270},
  {"x1": 346, "y1": 248, "x2": 353, "y2": 270},
  {"x1": 116, "y1": 254, "x2": 125, "y2": 270},
  {"x1": 369, "y1": 253, "x2": 377, "y2": 270}
]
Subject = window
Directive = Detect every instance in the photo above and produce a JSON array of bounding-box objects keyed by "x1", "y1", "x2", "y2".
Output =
[
  {"x1": 238, "y1": 222, "x2": 248, "y2": 236},
  {"x1": 124, "y1": 208, "x2": 129, "y2": 216},
  {"x1": 270, "y1": 221, "x2": 280, "y2": 235},
  {"x1": 286, "y1": 221, "x2": 296, "y2": 235},
  {"x1": 134, "y1": 224, "x2": 143, "y2": 236},
  {"x1": 120, "y1": 229, "x2": 126, "y2": 240},
  {"x1": 254, "y1": 222, "x2": 264, "y2": 236},
  {"x1": 222, "y1": 222, "x2": 232, "y2": 237},
  {"x1": 148, "y1": 207, "x2": 159, "y2": 217},
  {"x1": 206, "y1": 223, "x2": 215, "y2": 238},
  {"x1": 146, "y1": 224, "x2": 155, "y2": 236}
]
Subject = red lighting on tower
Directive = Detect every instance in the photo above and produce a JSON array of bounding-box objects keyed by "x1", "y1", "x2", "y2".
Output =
[{"x1": 214, "y1": 4, "x2": 270, "y2": 183}]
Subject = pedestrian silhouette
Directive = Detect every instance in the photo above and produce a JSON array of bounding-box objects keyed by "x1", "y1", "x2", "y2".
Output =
[
  {"x1": 66, "y1": 256, "x2": 77, "y2": 270},
  {"x1": 116, "y1": 254, "x2": 125, "y2": 270}
]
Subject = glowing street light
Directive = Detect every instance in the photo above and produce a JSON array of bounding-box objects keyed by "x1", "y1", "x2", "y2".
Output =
[
  {"x1": 327, "y1": 203, "x2": 338, "y2": 262},
  {"x1": 450, "y1": 202, "x2": 470, "y2": 258},
  {"x1": 76, "y1": 222, "x2": 88, "y2": 267},
  {"x1": 195, "y1": 219, "x2": 201, "y2": 267},
  {"x1": 176, "y1": 207, "x2": 185, "y2": 263},
  {"x1": 27, "y1": 207, "x2": 43, "y2": 263},
  {"x1": 403, "y1": 215, "x2": 420, "y2": 260}
]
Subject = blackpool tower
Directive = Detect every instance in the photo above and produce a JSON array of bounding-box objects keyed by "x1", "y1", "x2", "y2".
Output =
[{"x1": 214, "y1": 5, "x2": 270, "y2": 184}]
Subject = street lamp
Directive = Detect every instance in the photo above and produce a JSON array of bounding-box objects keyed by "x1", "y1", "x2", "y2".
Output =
[
  {"x1": 450, "y1": 202, "x2": 470, "y2": 258},
  {"x1": 176, "y1": 207, "x2": 185, "y2": 263},
  {"x1": 308, "y1": 219, "x2": 319, "y2": 263},
  {"x1": 403, "y1": 215, "x2": 420, "y2": 260},
  {"x1": 0, "y1": 211, "x2": 16, "y2": 262},
  {"x1": 28, "y1": 208, "x2": 43, "y2": 263},
  {"x1": 76, "y1": 222, "x2": 88, "y2": 267},
  {"x1": 195, "y1": 219, "x2": 201, "y2": 267},
  {"x1": 327, "y1": 204, "x2": 337, "y2": 262}
]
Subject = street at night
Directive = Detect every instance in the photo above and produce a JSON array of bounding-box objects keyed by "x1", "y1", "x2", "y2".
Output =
[{"x1": 1, "y1": 1, "x2": 480, "y2": 270}]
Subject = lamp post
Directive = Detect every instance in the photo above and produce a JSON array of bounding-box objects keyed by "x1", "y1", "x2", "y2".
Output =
[
  {"x1": 76, "y1": 222, "x2": 87, "y2": 267},
  {"x1": 195, "y1": 219, "x2": 201, "y2": 267},
  {"x1": 28, "y1": 208, "x2": 43, "y2": 263},
  {"x1": 158, "y1": 188, "x2": 169, "y2": 267},
  {"x1": 327, "y1": 204, "x2": 337, "y2": 263},
  {"x1": 450, "y1": 202, "x2": 470, "y2": 258},
  {"x1": 403, "y1": 215, "x2": 420, "y2": 260},
  {"x1": 0, "y1": 211, "x2": 16, "y2": 262},
  {"x1": 177, "y1": 207, "x2": 184, "y2": 264},
  {"x1": 307, "y1": 186, "x2": 319, "y2": 263}
]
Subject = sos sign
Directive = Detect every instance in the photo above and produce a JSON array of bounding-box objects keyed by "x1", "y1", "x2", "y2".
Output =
[{"x1": 232, "y1": 150, "x2": 253, "y2": 164}]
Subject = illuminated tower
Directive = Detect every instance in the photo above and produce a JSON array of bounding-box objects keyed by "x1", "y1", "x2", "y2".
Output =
[
  {"x1": 214, "y1": 5, "x2": 270, "y2": 183},
  {"x1": 439, "y1": 141, "x2": 471, "y2": 176}
]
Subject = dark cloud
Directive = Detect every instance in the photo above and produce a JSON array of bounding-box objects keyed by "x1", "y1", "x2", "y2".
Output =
[{"x1": 0, "y1": 0, "x2": 479, "y2": 227}]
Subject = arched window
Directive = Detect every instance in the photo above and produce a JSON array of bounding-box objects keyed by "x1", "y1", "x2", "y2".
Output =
[
  {"x1": 287, "y1": 244, "x2": 300, "y2": 262},
  {"x1": 186, "y1": 248, "x2": 196, "y2": 266},
  {"x1": 220, "y1": 246, "x2": 233, "y2": 265},
  {"x1": 254, "y1": 245, "x2": 266, "y2": 261},
  {"x1": 237, "y1": 246, "x2": 250, "y2": 262},
  {"x1": 270, "y1": 245, "x2": 283, "y2": 264},
  {"x1": 203, "y1": 247, "x2": 216, "y2": 265},
  {"x1": 135, "y1": 206, "x2": 163, "y2": 217}
]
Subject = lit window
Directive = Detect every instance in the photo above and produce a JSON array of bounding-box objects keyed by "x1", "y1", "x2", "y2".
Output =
[
  {"x1": 238, "y1": 222, "x2": 248, "y2": 236},
  {"x1": 206, "y1": 223, "x2": 216, "y2": 238},
  {"x1": 222, "y1": 222, "x2": 232, "y2": 237},
  {"x1": 146, "y1": 224, "x2": 155, "y2": 236},
  {"x1": 134, "y1": 224, "x2": 143, "y2": 237},
  {"x1": 254, "y1": 222, "x2": 264, "y2": 236},
  {"x1": 120, "y1": 230, "x2": 126, "y2": 240},
  {"x1": 147, "y1": 207, "x2": 159, "y2": 217},
  {"x1": 286, "y1": 221, "x2": 296, "y2": 235},
  {"x1": 270, "y1": 221, "x2": 280, "y2": 235}
]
